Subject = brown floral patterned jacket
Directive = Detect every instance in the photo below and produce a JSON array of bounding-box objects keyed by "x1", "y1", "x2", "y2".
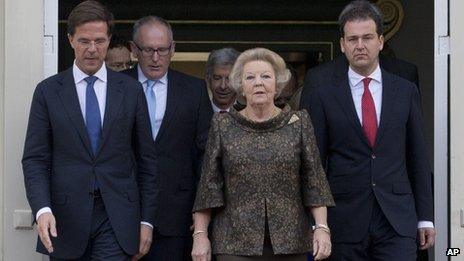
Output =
[{"x1": 193, "y1": 105, "x2": 335, "y2": 256}]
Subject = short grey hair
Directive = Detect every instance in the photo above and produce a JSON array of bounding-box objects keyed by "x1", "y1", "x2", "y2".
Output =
[
  {"x1": 339, "y1": 0, "x2": 383, "y2": 37},
  {"x1": 132, "y1": 15, "x2": 173, "y2": 42},
  {"x1": 229, "y1": 48, "x2": 290, "y2": 96},
  {"x1": 205, "y1": 48, "x2": 240, "y2": 80}
]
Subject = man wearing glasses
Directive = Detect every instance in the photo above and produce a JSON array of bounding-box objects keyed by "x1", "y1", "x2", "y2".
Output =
[{"x1": 123, "y1": 16, "x2": 213, "y2": 261}]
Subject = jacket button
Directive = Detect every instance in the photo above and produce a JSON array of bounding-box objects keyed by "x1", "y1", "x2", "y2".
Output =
[
  {"x1": 372, "y1": 183, "x2": 376, "y2": 187},
  {"x1": 371, "y1": 154, "x2": 376, "y2": 159}
]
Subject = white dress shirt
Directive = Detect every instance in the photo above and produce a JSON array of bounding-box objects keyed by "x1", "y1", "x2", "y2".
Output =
[
  {"x1": 74, "y1": 62, "x2": 108, "y2": 124},
  {"x1": 348, "y1": 65, "x2": 382, "y2": 125},
  {"x1": 348, "y1": 64, "x2": 433, "y2": 229},
  {"x1": 211, "y1": 101, "x2": 230, "y2": 113},
  {"x1": 137, "y1": 65, "x2": 167, "y2": 140}
]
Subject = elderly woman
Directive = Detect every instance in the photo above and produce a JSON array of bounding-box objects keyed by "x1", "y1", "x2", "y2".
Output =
[{"x1": 191, "y1": 48, "x2": 334, "y2": 261}]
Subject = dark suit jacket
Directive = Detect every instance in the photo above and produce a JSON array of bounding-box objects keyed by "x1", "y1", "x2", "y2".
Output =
[
  {"x1": 122, "y1": 66, "x2": 213, "y2": 236},
  {"x1": 22, "y1": 67, "x2": 158, "y2": 259},
  {"x1": 380, "y1": 54, "x2": 419, "y2": 92},
  {"x1": 302, "y1": 55, "x2": 420, "y2": 97},
  {"x1": 299, "y1": 62, "x2": 433, "y2": 243}
]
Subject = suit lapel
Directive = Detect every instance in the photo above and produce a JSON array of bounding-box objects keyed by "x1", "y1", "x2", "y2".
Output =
[
  {"x1": 331, "y1": 63, "x2": 371, "y2": 147},
  {"x1": 155, "y1": 70, "x2": 180, "y2": 143},
  {"x1": 374, "y1": 70, "x2": 398, "y2": 147},
  {"x1": 57, "y1": 68, "x2": 94, "y2": 157},
  {"x1": 96, "y1": 70, "x2": 124, "y2": 157}
]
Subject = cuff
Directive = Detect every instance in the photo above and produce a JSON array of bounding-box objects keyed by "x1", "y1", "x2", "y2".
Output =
[
  {"x1": 36, "y1": 207, "x2": 52, "y2": 220},
  {"x1": 141, "y1": 221, "x2": 153, "y2": 229},
  {"x1": 418, "y1": 221, "x2": 434, "y2": 229}
]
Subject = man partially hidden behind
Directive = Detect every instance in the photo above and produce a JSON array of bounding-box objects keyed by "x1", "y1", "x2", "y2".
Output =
[
  {"x1": 22, "y1": 1, "x2": 157, "y2": 260},
  {"x1": 300, "y1": 1, "x2": 436, "y2": 260},
  {"x1": 106, "y1": 34, "x2": 132, "y2": 72},
  {"x1": 205, "y1": 48, "x2": 240, "y2": 113},
  {"x1": 122, "y1": 16, "x2": 213, "y2": 260}
]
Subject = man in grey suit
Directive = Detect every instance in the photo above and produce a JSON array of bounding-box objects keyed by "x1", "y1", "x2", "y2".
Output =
[{"x1": 22, "y1": 1, "x2": 157, "y2": 260}]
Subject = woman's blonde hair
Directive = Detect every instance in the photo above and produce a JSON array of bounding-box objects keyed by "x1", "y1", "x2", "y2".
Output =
[{"x1": 229, "y1": 48, "x2": 291, "y2": 96}]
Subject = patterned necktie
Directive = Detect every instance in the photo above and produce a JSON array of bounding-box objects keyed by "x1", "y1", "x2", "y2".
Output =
[
  {"x1": 84, "y1": 76, "x2": 101, "y2": 155},
  {"x1": 361, "y1": 77, "x2": 377, "y2": 147},
  {"x1": 145, "y1": 80, "x2": 157, "y2": 139}
]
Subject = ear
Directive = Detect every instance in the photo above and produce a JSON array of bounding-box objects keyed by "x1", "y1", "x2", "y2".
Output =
[
  {"x1": 129, "y1": 41, "x2": 139, "y2": 59},
  {"x1": 340, "y1": 37, "x2": 345, "y2": 53},
  {"x1": 379, "y1": 35, "x2": 384, "y2": 51},
  {"x1": 205, "y1": 78, "x2": 211, "y2": 89},
  {"x1": 170, "y1": 41, "x2": 176, "y2": 58},
  {"x1": 68, "y1": 33, "x2": 75, "y2": 49}
]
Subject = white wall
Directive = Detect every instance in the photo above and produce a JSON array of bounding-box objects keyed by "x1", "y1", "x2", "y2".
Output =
[
  {"x1": 0, "y1": 0, "x2": 5, "y2": 255},
  {"x1": 450, "y1": 0, "x2": 464, "y2": 258},
  {"x1": 2, "y1": 0, "x2": 45, "y2": 260},
  {"x1": 433, "y1": 0, "x2": 449, "y2": 260}
]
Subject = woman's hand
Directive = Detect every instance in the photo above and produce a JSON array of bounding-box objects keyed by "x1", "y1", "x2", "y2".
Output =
[
  {"x1": 191, "y1": 233, "x2": 212, "y2": 261},
  {"x1": 313, "y1": 229, "x2": 331, "y2": 260}
]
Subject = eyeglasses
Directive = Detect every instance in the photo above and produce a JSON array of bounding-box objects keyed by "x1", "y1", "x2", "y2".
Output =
[
  {"x1": 76, "y1": 38, "x2": 108, "y2": 49},
  {"x1": 132, "y1": 41, "x2": 173, "y2": 57}
]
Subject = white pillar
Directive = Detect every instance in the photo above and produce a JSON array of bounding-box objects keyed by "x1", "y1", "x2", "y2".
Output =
[
  {"x1": 434, "y1": 0, "x2": 449, "y2": 260},
  {"x1": 450, "y1": 0, "x2": 464, "y2": 257},
  {"x1": 1, "y1": 0, "x2": 45, "y2": 260},
  {"x1": 0, "y1": 0, "x2": 5, "y2": 255}
]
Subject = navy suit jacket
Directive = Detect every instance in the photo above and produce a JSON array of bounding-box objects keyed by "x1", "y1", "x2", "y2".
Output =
[
  {"x1": 22, "y1": 67, "x2": 158, "y2": 259},
  {"x1": 299, "y1": 61, "x2": 433, "y2": 243},
  {"x1": 122, "y1": 67, "x2": 213, "y2": 236}
]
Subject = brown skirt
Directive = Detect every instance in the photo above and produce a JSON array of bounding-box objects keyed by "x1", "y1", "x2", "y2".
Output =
[
  {"x1": 216, "y1": 245, "x2": 307, "y2": 261},
  {"x1": 216, "y1": 221, "x2": 307, "y2": 261},
  {"x1": 216, "y1": 253, "x2": 307, "y2": 261}
]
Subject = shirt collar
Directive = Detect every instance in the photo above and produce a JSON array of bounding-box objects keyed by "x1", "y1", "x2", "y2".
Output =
[
  {"x1": 72, "y1": 60, "x2": 107, "y2": 84},
  {"x1": 137, "y1": 65, "x2": 168, "y2": 86},
  {"x1": 348, "y1": 64, "x2": 382, "y2": 88},
  {"x1": 211, "y1": 101, "x2": 230, "y2": 113}
]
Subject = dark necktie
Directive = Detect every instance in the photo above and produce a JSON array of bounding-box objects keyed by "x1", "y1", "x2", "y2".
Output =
[
  {"x1": 84, "y1": 76, "x2": 101, "y2": 155},
  {"x1": 361, "y1": 77, "x2": 377, "y2": 147},
  {"x1": 219, "y1": 110, "x2": 227, "y2": 114}
]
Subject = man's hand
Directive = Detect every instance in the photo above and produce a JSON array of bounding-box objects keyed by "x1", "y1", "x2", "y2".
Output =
[
  {"x1": 418, "y1": 227, "x2": 436, "y2": 250},
  {"x1": 132, "y1": 224, "x2": 153, "y2": 260},
  {"x1": 37, "y1": 212, "x2": 57, "y2": 253}
]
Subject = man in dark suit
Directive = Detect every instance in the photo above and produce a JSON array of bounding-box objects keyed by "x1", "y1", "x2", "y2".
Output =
[
  {"x1": 22, "y1": 1, "x2": 157, "y2": 260},
  {"x1": 122, "y1": 16, "x2": 213, "y2": 260},
  {"x1": 299, "y1": 1, "x2": 435, "y2": 260}
]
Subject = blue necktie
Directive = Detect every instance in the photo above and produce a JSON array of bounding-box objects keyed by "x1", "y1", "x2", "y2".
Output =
[
  {"x1": 145, "y1": 80, "x2": 157, "y2": 139},
  {"x1": 84, "y1": 76, "x2": 101, "y2": 155}
]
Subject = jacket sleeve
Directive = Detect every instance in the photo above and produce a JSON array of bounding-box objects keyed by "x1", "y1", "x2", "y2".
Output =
[
  {"x1": 133, "y1": 83, "x2": 158, "y2": 225},
  {"x1": 22, "y1": 83, "x2": 53, "y2": 218},
  {"x1": 406, "y1": 86, "x2": 433, "y2": 222},
  {"x1": 299, "y1": 110, "x2": 335, "y2": 207},
  {"x1": 192, "y1": 114, "x2": 225, "y2": 212},
  {"x1": 193, "y1": 80, "x2": 214, "y2": 185}
]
